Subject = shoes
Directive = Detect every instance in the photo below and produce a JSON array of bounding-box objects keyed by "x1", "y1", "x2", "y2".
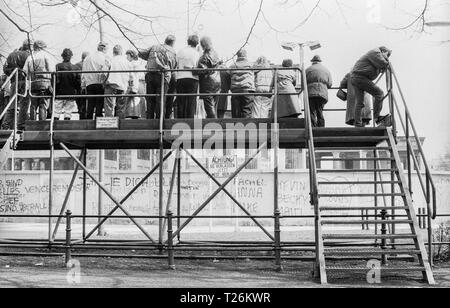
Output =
[{"x1": 376, "y1": 114, "x2": 392, "y2": 127}]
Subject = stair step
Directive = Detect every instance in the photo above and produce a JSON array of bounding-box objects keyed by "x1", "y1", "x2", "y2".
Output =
[
  {"x1": 326, "y1": 264, "x2": 425, "y2": 272},
  {"x1": 317, "y1": 169, "x2": 395, "y2": 173},
  {"x1": 314, "y1": 136, "x2": 388, "y2": 143},
  {"x1": 320, "y1": 206, "x2": 409, "y2": 211},
  {"x1": 316, "y1": 147, "x2": 391, "y2": 151},
  {"x1": 323, "y1": 234, "x2": 417, "y2": 240},
  {"x1": 321, "y1": 219, "x2": 413, "y2": 225},
  {"x1": 318, "y1": 181, "x2": 401, "y2": 185},
  {"x1": 318, "y1": 158, "x2": 394, "y2": 162},
  {"x1": 324, "y1": 248, "x2": 421, "y2": 256},
  {"x1": 318, "y1": 193, "x2": 404, "y2": 198}
]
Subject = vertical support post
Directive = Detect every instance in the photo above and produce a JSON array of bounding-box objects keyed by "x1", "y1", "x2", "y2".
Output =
[
  {"x1": 273, "y1": 68, "x2": 281, "y2": 271},
  {"x1": 98, "y1": 149, "x2": 105, "y2": 236},
  {"x1": 426, "y1": 177, "x2": 433, "y2": 266},
  {"x1": 390, "y1": 150, "x2": 396, "y2": 248},
  {"x1": 274, "y1": 209, "x2": 282, "y2": 271},
  {"x1": 373, "y1": 149, "x2": 378, "y2": 242},
  {"x1": 177, "y1": 149, "x2": 181, "y2": 242},
  {"x1": 82, "y1": 147, "x2": 87, "y2": 241},
  {"x1": 167, "y1": 210, "x2": 175, "y2": 270},
  {"x1": 158, "y1": 71, "x2": 166, "y2": 247},
  {"x1": 65, "y1": 210, "x2": 72, "y2": 265},
  {"x1": 12, "y1": 71, "x2": 18, "y2": 146},
  {"x1": 380, "y1": 208, "x2": 388, "y2": 265},
  {"x1": 48, "y1": 74, "x2": 57, "y2": 244},
  {"x1": 387, "y1": 69, "x2": 397, "y2": 140},
  {"x1": 406, "y1": 114, "x2": 412, "y2": 195}
]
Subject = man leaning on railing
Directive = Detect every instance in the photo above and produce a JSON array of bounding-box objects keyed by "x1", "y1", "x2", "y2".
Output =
[{"x1": 1, "y1": 39, "x2": 33, "y2": 131}]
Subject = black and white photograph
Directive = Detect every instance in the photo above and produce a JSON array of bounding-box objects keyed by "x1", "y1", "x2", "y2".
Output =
[{"x1": 0, "y1": 0, "x2": 449, "y2": 293}]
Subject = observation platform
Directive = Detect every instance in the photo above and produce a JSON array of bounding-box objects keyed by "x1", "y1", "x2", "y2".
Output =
[{"x1": 0, "y1": 119, "x2": 388, "y2": 150}]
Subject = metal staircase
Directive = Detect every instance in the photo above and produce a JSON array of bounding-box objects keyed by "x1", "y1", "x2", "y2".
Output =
[
  {"x1": 299, "y1": 60, "x2": 437, "y2": 285},
  {"x1": 314, "y1": 128, "x2": 434, "y2": 284}
]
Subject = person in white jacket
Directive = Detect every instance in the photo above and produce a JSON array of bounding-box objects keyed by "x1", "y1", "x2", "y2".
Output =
[
  {"x1": 104, "y1": 45, "x2": 133, "y2": 117},
  {"x1": 175, "y1": 35, "x2": 200, "y2": 118},
  {"x1": 82, "y1": 42, "x2": 110, "y2": 119}
]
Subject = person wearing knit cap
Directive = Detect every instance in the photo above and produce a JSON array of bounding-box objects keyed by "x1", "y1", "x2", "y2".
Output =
[
  {"x1": 229, "y1": 48, "x2": 255, "y2": 118},
  {"x1": 55, "y1": 48, "x2": 78, "y2": 120},
  {"x1": 23, "y1": 39, "x2": 54, "y2": 121}
]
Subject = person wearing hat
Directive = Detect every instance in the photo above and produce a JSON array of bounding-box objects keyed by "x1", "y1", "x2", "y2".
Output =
[
  {"x1": 350, "y1": 46, "x2": 392, "y2": 127},
  {"x1": 1, "y1": 38, "x2": 33, "y2": 130},
  {"x1": 74, "y1": 51, "x2": 90, "y2": 119},
  {"x1": 55, "y1": 48, "x2": 79, "y2": 120},
  {"x1": 305, "y1": 55, "x2": 333, "y2": 127},
  {"x1": 82, "y1": 42, "x2": 111, "y2": 119},
  {"x1": 23, "y1": 40, "x2": 54, "y2": 121}
]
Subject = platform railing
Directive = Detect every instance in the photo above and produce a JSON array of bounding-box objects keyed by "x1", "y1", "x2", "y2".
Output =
[{"x1": 387, "y1": 64, "x2": 437, "y2": 263}]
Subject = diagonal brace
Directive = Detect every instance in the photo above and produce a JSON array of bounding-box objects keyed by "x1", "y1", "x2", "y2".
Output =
[
  {"x1": 183, "y1": 148, "x2": 275, "y2": 242},
  {"x1": 60, "y1": 142, "x2": 160, "y2": 243},
  {"x1": 168, "y1": 142, "x2": 268, "y2": 242}
]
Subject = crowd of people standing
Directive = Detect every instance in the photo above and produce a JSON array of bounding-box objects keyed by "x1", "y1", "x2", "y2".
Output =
[{"x1": 0, "y1": 34, "x2": 392, "y2": 131}]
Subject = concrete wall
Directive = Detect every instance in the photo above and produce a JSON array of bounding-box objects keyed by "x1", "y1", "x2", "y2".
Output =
[{"x1": 1, "y1": 170, "x2": 449, "y2": 226}]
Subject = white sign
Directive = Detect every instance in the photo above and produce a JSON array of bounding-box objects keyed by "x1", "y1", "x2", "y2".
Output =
[
  {"x1": 208, "y1": 155, "x2": 238, "y2": 178},
  {"x1": 96, "y1": 117, "x2": 119, "y2": 129}
]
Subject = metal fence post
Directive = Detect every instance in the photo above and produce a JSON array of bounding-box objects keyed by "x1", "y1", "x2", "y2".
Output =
[
  {"x1": 65, "y1": 210, "x2": 72, "y2": 265},
  {"x1": 274, "y1": 209, "x2": 282, "y2": 271},
  {"x1": 167, "y1": 210, "x2": 175, "y2": 270}
]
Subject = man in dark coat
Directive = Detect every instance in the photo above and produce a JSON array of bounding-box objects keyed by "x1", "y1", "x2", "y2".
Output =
[
  {"x1": 350, "y1": 46, "x2": 392, "y2": 127},
  {"x1": 139, "y1": 35, "x2": 177, "y2": 119},
  {"x1": 55, "y1": 48, "x2": 79, "y2": 120},
  {"x1": 306, "y1": 55, "x2": 332, "y2": 127},
  {"x1": 1, "y1": 39, "x2": 33, "y2": 130}
]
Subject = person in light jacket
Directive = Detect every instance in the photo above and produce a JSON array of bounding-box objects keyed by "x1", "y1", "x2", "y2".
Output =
[
  {"x1": 306, "y1": 55, "x2": 332, "y2": 127},
  {"x1": 175, "y1": 35, "x2": 200, "y2": 118},
  {"x1": 252, "y1": 56, "x2": 273, "y2": 119},
  {"x1": 270, "y1": 59, "x2": 301, "y2": 119}
]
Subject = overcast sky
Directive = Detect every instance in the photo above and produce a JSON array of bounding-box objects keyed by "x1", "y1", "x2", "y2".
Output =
[{"x1": 1, "y1": 0, "x2": 449, "y2": 159}]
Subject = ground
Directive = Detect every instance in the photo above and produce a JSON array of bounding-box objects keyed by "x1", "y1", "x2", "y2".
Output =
[{"x1": 0, "y1": 255, "x2": 450, "y2": 288}]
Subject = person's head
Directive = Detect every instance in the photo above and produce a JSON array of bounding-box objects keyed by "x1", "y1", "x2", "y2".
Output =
[
  {"x1": 237, "y1": 49, "x2": 247, "y2": 60},
  {"x1": 126, "y1": 50, "x2": 138, "y2": 62},
  {"x1": 97, "y1": 42, "x2": 108, "y2": 53},
  {"x1": 61, "y1": 48, "x2": 73, "y2": 62},
  {"x1": 187, "y1": 34, "x2": 199, "y2": 48},
  {"x1": 200, "y1": 36, "x2": 213, "y2": 52},
  {"x1": 33, "y1": 40, "x2": 47, "y2": 51},
  {"x1": 255, "y1": 56, "x2": 269, "y2": 67},
  {"x1": 311, "y1": 55, "x2": 322, "y2": 64},
  {"x1": 282, "y1": 58, "x2": 293, "y2": 68},
  {"x1": 22, "y1": 38, "x2": 34, "y2": 51},
  {"x1": 380, "y1": 46, "x2": 392, "y2": 58},
  {"x1": 165, "y1": 35, "x2": 176, "y2": 47},
  {"x1": 113, "y1": 44, "x2": 123, "y2": 56},
  {"x1": 81, "y1": 51, "x2": 90, "y2": 62}
]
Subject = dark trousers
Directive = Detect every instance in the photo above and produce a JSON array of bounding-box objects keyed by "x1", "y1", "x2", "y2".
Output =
[
  {"x1": 203, "y1": 95, "x2": 218, "y2": 119},
  {"x1": 231, "y1": 92, "x2": 254, "y2": 118},
  {"x1": 165, "y1": 75, "x2": 177, "y2": 119},
  {"x1": 309, "y1": 97, "x2": 326, "y2": 127},
  {"x1": 86, "y1": 84, "x2": 104, "y2": 119},
  {"x1": 351, "y1": 75, "x2": 384, "y2": 125},
  {"x1": 1, "y1": 81, "x2": 29, "y2": 130},
  {"x1": 146, "y1": 73, "x2": 169, "y2": 119},
  {"x1": 76, "y1": 88, "x2": 87, "y2": 120},
  {"x1": 175, "y1": 79, "x2": 198, "y2": 118}
]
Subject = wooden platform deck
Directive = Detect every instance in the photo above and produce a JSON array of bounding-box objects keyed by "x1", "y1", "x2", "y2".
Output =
[{"x1": 0, "y1": 119, "x2": 388, "y2": 150}]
